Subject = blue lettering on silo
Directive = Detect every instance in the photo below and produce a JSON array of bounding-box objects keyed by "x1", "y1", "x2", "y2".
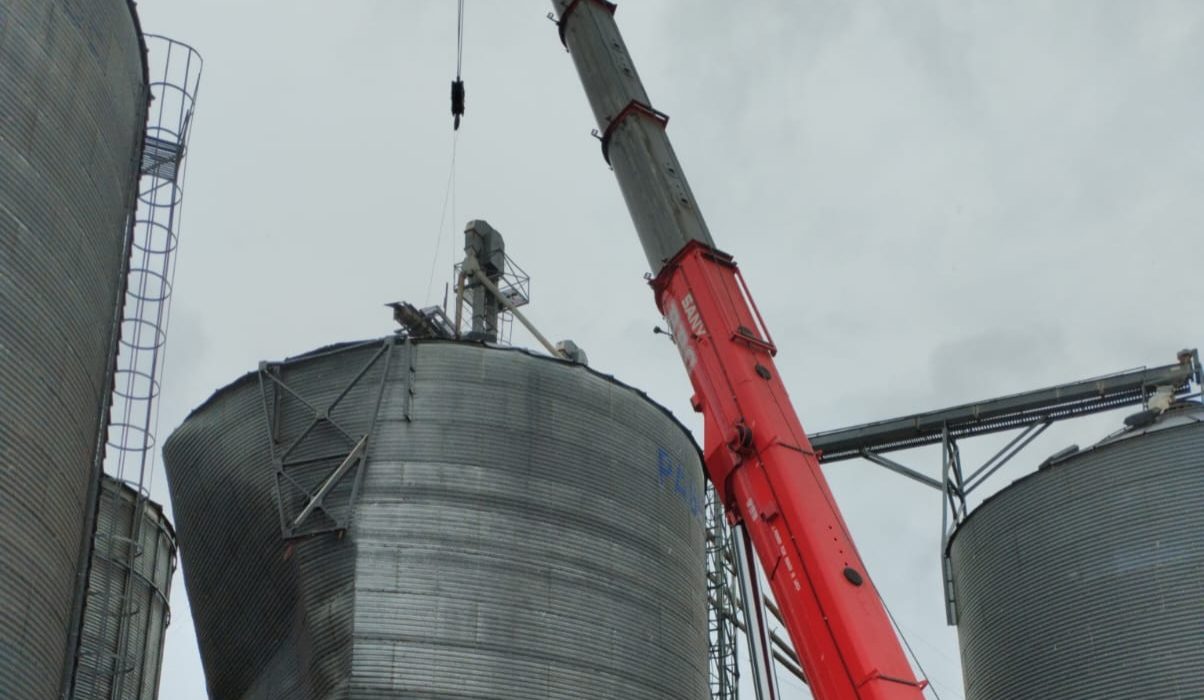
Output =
[{"x1": 658, "y1": 447, "x2": 703, "y2": 523}]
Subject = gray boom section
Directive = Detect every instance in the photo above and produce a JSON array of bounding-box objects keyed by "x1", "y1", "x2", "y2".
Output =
[
  {"x1": 0, "y1": 2, "x2": 148, "y2": 698},
  {"x1": 551, "y1": 0, "x2": 715, "y2": 274},
  {"x1": 810, "y1": 356, "x2": 1197, "y2": 462}
]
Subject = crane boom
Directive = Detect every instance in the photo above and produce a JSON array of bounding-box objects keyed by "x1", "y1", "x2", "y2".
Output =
[{"x1": 550, "y1": 2, "x2": 928, "y2": 698}]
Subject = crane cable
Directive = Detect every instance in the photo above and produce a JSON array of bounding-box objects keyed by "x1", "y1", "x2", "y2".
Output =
[
  {"x1": 423, "y1": 132, "x2": 457, "y2": 305},
  {"x1": 451, "y1": 0, "x2": 466, "y2": 129},
  {"x1": 877, "y1": 591, "x2": 948, "y2": 700},
  {"x1": 426, "y1": 2, "x2": 465, "y2": 303}
]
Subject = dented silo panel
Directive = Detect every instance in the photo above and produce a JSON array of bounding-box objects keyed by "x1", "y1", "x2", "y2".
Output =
[{"x1": 163, "y1": 338, "x2": 709, "y2": 699}]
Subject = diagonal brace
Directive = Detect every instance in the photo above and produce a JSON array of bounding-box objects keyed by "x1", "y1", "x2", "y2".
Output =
[
  {"x1": 291, "y1": 435, "x2": 368, "y2": 530},
  {"x1": 858, "y1": 449, "x2": 944, "y2": 491}
]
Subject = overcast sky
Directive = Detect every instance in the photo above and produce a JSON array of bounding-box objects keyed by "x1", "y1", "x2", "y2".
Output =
[{"x1": 134, "y1": 1, "x2": 1203, "y2": 698}]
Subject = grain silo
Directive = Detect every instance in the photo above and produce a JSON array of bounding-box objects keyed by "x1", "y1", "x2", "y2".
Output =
[
  {"x1": 71, "y1": 477, "x2": 176, "y2": 700},
  {"x1": 163, "y1": 337, "x2": 709, "y2": 699},
  {"x1": 948, "y1": 402, "x2": 1204, "y2": 699},
  {"x1": 0, "y1": 2, "x2": 148, "y2": 698}
]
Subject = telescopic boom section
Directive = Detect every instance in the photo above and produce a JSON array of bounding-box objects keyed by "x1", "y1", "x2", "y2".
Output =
[{"x1": 550, "y1": 2, "x2": 927, "y2": 698}]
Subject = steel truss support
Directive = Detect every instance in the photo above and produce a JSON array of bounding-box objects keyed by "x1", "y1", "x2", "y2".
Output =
[
  {"x1": 452, "y1": 221, "x2": 533, "y2": 347},
  {"x1": 854, "y1": 419, "x2": 1055, "y2": 624},
  {"x1": 811, "y1": 351, "x2": 1198, "y2": 463},
  {"x1": 705, "y1": 484, "x2": 739, "y2": 700},
  {"x1": 806, "y1": 350, "x2": 1201, "y2": 624},
  {"x1": 258, "y1": 338, "x2": 395, "y2": 539},
  {"x1": 706, "y1": 482, "x2": 809, "y2": 699}
]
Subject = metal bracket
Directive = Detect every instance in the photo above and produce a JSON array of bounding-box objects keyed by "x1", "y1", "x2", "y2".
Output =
[
  {"x1": 938, "y1": 419, "x2": 1049, "y2": 624},
  {"x1": 402, "y1": 336, "x2": 416, "y2": 422},
  {"x1": 598, "y1": 100, "x2": 669, "y2": 165},
  {"x1": 554, "y1": 0, "x2": 618, "y2": 48}
]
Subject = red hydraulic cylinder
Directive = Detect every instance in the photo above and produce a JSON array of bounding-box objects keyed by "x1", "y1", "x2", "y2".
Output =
[{"x1": 654, "y1": 243, "x2": 927, "y2": 699}]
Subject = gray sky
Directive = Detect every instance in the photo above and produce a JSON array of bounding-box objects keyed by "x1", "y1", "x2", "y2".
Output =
[{"x1": 136, "y1": 1, "x2": 1203, "y2": 698}]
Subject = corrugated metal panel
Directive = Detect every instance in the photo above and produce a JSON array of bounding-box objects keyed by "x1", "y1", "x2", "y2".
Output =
[
  {"x1": 0, "y1": 2, "x2": 147, "y2": 698},
  {"x1": 949, "y1": 406, "x2": 1204, "y2": 699},
  {"x1": 164, "y1": 339, "x2": 709, "y2": 699},
  {"x1": 71, "y1": 477, "x2": 175, "y2": 700}
]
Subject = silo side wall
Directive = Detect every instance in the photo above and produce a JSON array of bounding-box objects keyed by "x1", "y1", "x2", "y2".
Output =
[
  {"x1": 350, "y1": 342, "x2": 706, "y2": 698},
  {"x1": 164, "y1": 339, "x2": 709, "y2": 699},
  {"x1": 72, "y1": 477, "x2": 175, "y2": 700},
  {"x1": 0, "y1": 2, "x2": 147, "y2": 698},
  {"x1": 950, "y1": 415, "x2": 1204, "y2": 699}
]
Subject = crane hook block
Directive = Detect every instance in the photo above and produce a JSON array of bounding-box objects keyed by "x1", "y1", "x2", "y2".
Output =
[{"x1": 451, "y1": 79, "x2": 466, "y2": 130}]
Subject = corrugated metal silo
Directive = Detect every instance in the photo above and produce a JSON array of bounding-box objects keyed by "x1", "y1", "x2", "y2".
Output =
[
  {"x1": 163, "y1": 338, "x2": 709, "y2": 699},
  {"x1": 72, "y1": 477, "x2": 176, "y2": 700},
  {"x1": 0, "y1": 2, "x2": 148, "y2": 698},
  {"x1": 948, "y1": 404, "x2": 1204, "y2": 699}
]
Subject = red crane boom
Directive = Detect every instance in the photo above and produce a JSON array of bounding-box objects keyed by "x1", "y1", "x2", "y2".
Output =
[{"x1": 551, "y1": 2, "x2": 929, "y2": 698}]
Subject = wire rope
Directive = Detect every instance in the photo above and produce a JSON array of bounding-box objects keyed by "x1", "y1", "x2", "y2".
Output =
[
  {"x1": 424, "y1": 132, "x2": 459, "y2": 305},
  {"x1": 878, "y1": 593, "x2": 951, "y2": 700},
  {"x1": 456, "y1": 0, "x2": 466, "y2": 79},
  {"x1": 425, "y1": 0, "x2": 468, "y2": 304}
]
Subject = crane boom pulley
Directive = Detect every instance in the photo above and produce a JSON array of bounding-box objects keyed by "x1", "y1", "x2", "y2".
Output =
[{"x1": 451, "y1": 0, "x2": 466, "y2": 129}]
